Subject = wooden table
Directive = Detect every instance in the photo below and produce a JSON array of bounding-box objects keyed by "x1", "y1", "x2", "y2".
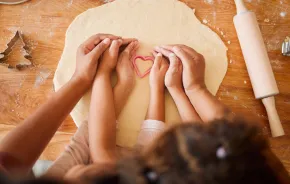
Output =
[{"x1": 0, "y1": 0, "x2": 289, "y2": 172}]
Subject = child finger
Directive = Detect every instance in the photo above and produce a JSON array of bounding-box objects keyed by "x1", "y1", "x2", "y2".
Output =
[
  {"x1": 169, "y1": 53, "x2": 179, "y2": 68},
  {"x1": 108, "y1": 39, "x2": 123, "y2": 60},
  {"x1": 153, "y1": 53, "x2": 163, "y2": 69},
  {"x1": 122, "y1": 38, "x2": 138, "y2": 45},
  {"x1": 151, "y1": 50, "x2": 158, "y2": 57},
  {"x1": 130, "y1": 41, "x2": 139, "y2": 58},
  {"x1": 124, "y1": 41, "x2": 136, "y2": 54}
]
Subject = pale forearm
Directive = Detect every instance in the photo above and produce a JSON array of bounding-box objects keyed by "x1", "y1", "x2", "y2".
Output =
[
  {"x1": 89, "y1": 73, "x2": 116, "y2": 163},
  {"x1": 186, "y1": 88, "x2": 229, "y2": 122},
  {"x1": 0, "y1": 78, "x2": 88, "y2": 170},
  {"x1": 169, "y1": 88, "x2": 201, "y2": 123},
  {"x1": 146, "y1": 89, "x2": 165, "y2": 121},
  {"x1": 113, "y1": 83, "x2": 133, "y2": 117}
]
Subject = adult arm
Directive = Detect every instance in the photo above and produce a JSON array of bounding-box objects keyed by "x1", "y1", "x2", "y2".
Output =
[{"x1": 0, "y1": 34, "x2": 117, "y2": 174}]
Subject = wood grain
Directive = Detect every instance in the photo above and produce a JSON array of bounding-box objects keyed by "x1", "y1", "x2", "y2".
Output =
[{"x1": 0, "y1": 0, "x2": 289, "y2": 173}]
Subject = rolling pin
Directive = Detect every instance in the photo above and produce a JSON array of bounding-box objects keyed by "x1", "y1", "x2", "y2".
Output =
[{"x1": 233, "y1": 0, "x2": 285, "y2": 137}]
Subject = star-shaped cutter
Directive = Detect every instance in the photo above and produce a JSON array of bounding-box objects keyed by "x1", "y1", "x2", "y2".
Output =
[{"x1": 0, "y1": 31, "x2": 32, "y2": 69}]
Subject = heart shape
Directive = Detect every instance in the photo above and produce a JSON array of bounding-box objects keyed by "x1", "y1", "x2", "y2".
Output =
[{"x1": 132, "y1": 55, "x2": 154, "y2": 78}]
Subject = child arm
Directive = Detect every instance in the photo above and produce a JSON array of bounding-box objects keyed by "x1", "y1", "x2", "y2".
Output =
[
  {"x1": 155, "y1": 45, "x2": 229, "y2": 122},
  {"x1": 163, "y1": 52, "x2": 201, "y2": 123},
  {"x1": 146, "y1": 53, "x2": 168, "y2": 121},
  {"x1": 88, "y1": 39, "x2": 123, "y2": 164}
]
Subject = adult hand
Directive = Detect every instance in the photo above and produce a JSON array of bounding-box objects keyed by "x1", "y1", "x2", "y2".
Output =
[
  {"x1": 116, "y1": 40, "x2": 139, "y2": 88},
  {"x1": 154, "y1": 45, "x2": 206, "y2": 93},
  {"x1": 149, "y1": 53, "x2": 169, "y2": 92},
  {"x1": 98, "y1": 38, "x2": 137, "y2": 75},
  {"x1": 73, "y1": 34, "x2": 121, "y2": 85}
]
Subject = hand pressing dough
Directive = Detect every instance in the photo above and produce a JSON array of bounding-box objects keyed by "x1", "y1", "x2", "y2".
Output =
[{"x1": 53, "y1": 0, "x2": 228, "y2": 147}]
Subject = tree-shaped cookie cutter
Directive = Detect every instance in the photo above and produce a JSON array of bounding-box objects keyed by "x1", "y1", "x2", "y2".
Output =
[{"x1": 0, "y1": 31, "x2": 32, "y2": 69}]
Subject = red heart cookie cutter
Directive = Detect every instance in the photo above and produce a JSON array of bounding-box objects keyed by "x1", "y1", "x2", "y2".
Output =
[{"x1": 132, "y1": 55, "x2": 154, "y2": 78}]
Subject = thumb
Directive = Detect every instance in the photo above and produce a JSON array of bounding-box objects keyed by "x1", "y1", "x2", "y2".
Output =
[{"x1": 88, "y1": 38, "x2": 111, "y2": 61}]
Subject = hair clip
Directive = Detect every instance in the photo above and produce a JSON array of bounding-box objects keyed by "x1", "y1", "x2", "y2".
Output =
[
  {"x1": 143, "y1": 168, "x2": 159, "y2": 184},
  {"x1": 216, "y1": 146, "x2": 227, "y2": 159}
]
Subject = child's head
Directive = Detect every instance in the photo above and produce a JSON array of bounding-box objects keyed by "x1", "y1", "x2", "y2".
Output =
[
  {"x1": 116, "y1": 117, "x2": 288, "y2": 184},
  {"x1": 1, "y1": 118, "x2": 288, "y2": 184}
]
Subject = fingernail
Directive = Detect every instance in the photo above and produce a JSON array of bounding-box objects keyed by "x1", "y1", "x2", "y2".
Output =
[
  {"x1": 103, "y1": 38, "x2": 110, "y2": 44},
  {"x1": 173, "y1": 46, "x2": 180, "y2": 51},
  {"x1": 157, "y1": 53, "x2": 162, "y2": 57},
  {"x1": 118, "y1": 39, "x2": 123, "y2": 44},
  {"x1": 169, "y1": 53, "x2": 176, "y2": 57}
]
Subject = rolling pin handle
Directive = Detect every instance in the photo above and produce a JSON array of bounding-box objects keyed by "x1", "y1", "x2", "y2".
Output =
[
  {"x1": 234, "y1": 0, "x2": 248, "y2": 14},
  {"x1": 262, "y1": 96, "x2": 285, "y2": 137}
]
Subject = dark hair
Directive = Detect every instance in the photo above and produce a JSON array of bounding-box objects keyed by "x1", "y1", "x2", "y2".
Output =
[
  {"x1": 1, "y1": 118, "x2": 288, "y2": 184},
  {"x1": 115, "y1": 118, "x2": 286, "y2": 184}
]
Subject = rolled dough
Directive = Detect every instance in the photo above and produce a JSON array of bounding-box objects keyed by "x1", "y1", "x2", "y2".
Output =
[{"x1": 53, "y1": 0, "x2": 228, "y2": 147}]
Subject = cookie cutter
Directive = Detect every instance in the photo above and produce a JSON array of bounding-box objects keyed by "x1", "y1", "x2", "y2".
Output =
[
  {"x1": 132, "y1": 55, "x2": 154, "y2": 78},
  {"x1": 0, "y1": 31, "x2": 32, "y2": 69},
  {"x1": 282, "y1": 37, "x2": 290, "y2": 56}
]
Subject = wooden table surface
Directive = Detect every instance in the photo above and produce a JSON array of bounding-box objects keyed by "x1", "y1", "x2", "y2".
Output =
[{"x1": 0, "y1": 0, "x2": 290, "y2": 172}]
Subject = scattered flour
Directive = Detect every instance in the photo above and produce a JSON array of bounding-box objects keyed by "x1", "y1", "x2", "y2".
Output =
[
  {"x1": 67, "y1": 0, "x2": 73, "y2": 7},
  {"x1": 204, "y1": 0, "x2": 214, "y2": 5},
  {"x1": 202, "y1": 19, "x2": 208, "y2": 24},
  {"x1": 280, "y1": 12, "x2": 287, "y2": 18},
  {"x1": 34, "y1": 69, "x2": 51, "y2": 88}
]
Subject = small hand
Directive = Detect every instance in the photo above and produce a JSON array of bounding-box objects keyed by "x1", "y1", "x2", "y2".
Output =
[
  {"x1": 97, "y1": 39, "x2": 123, "y2": 74},
  {"x1": 154, "y1": 45, "x2": 206, "y2": 93},
  {"x1": 116, "y1": 40, "x2": 139, "y2": 89},
  {"x1": 73, "y1": 34, "x2": 120, "y2": 85},
  {"x1": 98, "y1": 38, "x2": 137, "y2": 75},
  {"x1": 149, "y1": 53, "x2": 169, "y2": 92},
  {"x1": 164, "y1": 53, "x2": 183, "y2": 92}
]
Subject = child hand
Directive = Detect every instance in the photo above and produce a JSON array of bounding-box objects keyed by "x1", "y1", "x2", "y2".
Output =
[
  {"x1": 73, "y1": 34, "x2": 120, "y2": 85},
  {"x1": 116, "y1": 40, "x2": 139, "y2": 89},
  {"x1": 164, "y1": 53, "x2": 183, "y2": 92},
  {"x1": 154, "y1": 45, "x2": 206, "y2": 93},
  {"x1": 149, "y1": 53, "x2": 169, "y2": 92},
  {"x1": 97, "y1": 39, "x2": 124, "y2": 75}
]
